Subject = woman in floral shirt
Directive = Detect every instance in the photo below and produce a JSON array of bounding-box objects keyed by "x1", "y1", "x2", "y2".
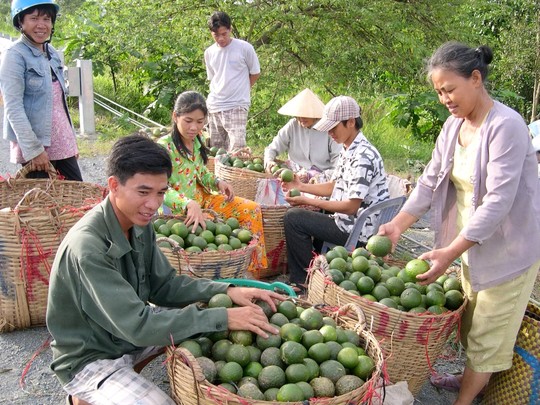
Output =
[{"x1": 158, "y1": 91, "x2": 267, "y2": 269}]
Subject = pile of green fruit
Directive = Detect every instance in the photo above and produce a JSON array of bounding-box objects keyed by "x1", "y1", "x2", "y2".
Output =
[
  {"x1": 216, "y1": 153, "x2": 266, "y2": 173},
  {"x1": 323, "y1": 236, "x2": 464, "y2": 314},
  {"x1": 176, "y1": 295, "x2": 377, "y2": 402},
  {"x1": 208, "y1": 146, "x2": 227, "y2": 157},
  {"x1": 153, "y1": 216, "x2": 253, "y2": 253}
]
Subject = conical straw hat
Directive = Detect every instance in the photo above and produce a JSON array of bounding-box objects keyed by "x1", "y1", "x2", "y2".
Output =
[{"x1": 277, "y1": 88, "x2": 325, "y2": 118}]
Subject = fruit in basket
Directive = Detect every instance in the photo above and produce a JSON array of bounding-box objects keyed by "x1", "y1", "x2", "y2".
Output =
[
  {"x1": 237, "y1": 383, "x2": 265, "y2": 400},
  {"x1": 280, "y1": 169, "x2": 294, "y2": 182},
  {"x1": 336, "y1": 374, "x2": 365, "y2": 396},
  {"x1": 277, "y1": 383, "x2": 305, "y2": 401},
  {"x1": 366, "y1": 235, "x2": 393, "y2": 257},
  {"x1": 208, "y1": 293, "x2": 233, "y2": 308},
  {"x1": 443, "y1": 276, "x2": 462, "y2": 292},
  {"x1": 400, "y1": 288, "x2": 423, "y2": 309},
  {"x1": 444, "y1": 290, "x2": 464, "y2": 310},
  {"x1": 352, "y1": 355, "x2": 375, "y2": 380},
  {"x1": 299, "y1": 307, "x2": 324, "y2": 330},
  {"x1": 310, "y1": 376, "x2": 336, "y2": 397},
  {"x1": 219, "y1": 361, "x2": 244, "y2": 383}
]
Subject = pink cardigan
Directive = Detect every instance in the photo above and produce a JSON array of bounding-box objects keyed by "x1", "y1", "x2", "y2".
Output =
[{"x1": 403, "y1": 100, "x2": 540, "y2": 291}]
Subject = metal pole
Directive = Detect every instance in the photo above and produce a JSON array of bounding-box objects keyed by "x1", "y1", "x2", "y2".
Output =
[{"x1": 77, "y1": 59, "x2": 96, "y2": 136}]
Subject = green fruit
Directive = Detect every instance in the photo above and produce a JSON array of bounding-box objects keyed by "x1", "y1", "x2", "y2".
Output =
[
  {"x1": 208, "y1": 293, "x2": 233, "y2": 308},
  {"x1": 276, "y1": 383, "x2": 304, "y2": 402},
  {"x1": 319, "y1": 325, "x2": 338, "y2": 342},
  {"x1": 218, "y1": 361, "x2": 243, "y2": 383},
  {"x1": 379, "y1": 297, "x2": 399, "y2": 309},
  {"x1": 352, "y1": 355, "x2": 375, "y2": 380},
  {"x1": 153, "y1": 218, "x2": 166, "y2": 232},
  {"x1": 365, "y1": 265, "x2": 382, "y2": 282},
  {"x1": 158, "y1": 223, "x2": 172, "y2": 237},
  {"x1": 260, "y1": 347, "x2": 285, "y2": 368},
  {"x1": 308, "y1": 342, "x2": 331, "y2": 364},
  {"x1": 333, "y1": 246, "x2": 350, "y2": 260},
  {"x1": 366, "y1": 235, "x2": 393, "y2": 257},
  {"x1": 280, "y1": 341, "x2": 308, "y2": 365},
  {"x1": 244, "y1": 361, "x2": 263, "y2": 378},
  {"x1": 280, "y1": 169, "x2": 294, "y2": 182},
  {"x1": 199, "y1": 229, "x2": 215, "y2": 244},
  {"x1": 226, "y1": 344, "x2": 251, "y2": 367},
  {"x1": 237, "y1": 229, "x2": 252, "y2": 243},
  {"x1": 385, "y1": 276, "x2": 406, "y2": 296},
  {"x1": 258, "y1": 365, "x2": 286, "y2": 391},
  {"x1": 237, "y1": 383, "x2": 265, "y2": 400},
  {"x1": 443, "y1": 276, "x2": 462, "y2": 292},
  {"x1": 426, "y1": 290, "x2": 446, "y2": 307},
  {"x1": 351, "y1": 255, "x2": 370, "y2": 273},
  {"x1": 285, "y1": 363, "x2": 310, "y2": 383},
  {"x1": 337, "y1": 347, "x2": 360, "y2": 369},
  {"x1": 336, "y1": 375, "x2": 365, "y2": 396},
  {"x1": 228, "y1": 237, "x2": 242, "y2": 250},
  {"x1": 296, "y1": 381, "x2": 315, "y2": 400},
  {"x1": 400, "y1": 288, "x2": 423, "y2": 309},
  {"x1": 280, "y1": 323, "x2": 303, "y2": 342},
  {"x1": 310, "y1": 377, "x2": 335, "y2": 398},
  {"x1": 302, "y1": 330, "x2": 324, "y2": 348},
  {"x1": 289, "y1": 188, "x2": 301, "y2": 197},
  {"x1": 329, "y1": 257, "x2": 348, "y2": 273},
  {"x1": 229, "y1": 330, "x2": 253, "y2": 346},
  {"x1": 356, "y1": 276, "x2": 375, "y2": 294},
  {"x1": 215, "y1": 223, "x2": 232, "y2": 237},
  {"x1": 372, "y1": 285, "x2": 391, "y2": 301},
  {"x1": 445, "y1": 290, "x2": 464, "y2": 310},
  {"x1": 226, "y1": 217, "x2": 240, "y2": 230},
  {"x1": 319, "y1": 359, "x2": 347, "y2": 384},
  {"x1": 179, "y1": 340, "x2": 202, "y2": 357},
  {"x1": 404, "y1": 259, "x2": 430, "y2": 281},
  {"x1": 352, "y1": 247, "x2": 371, "y2": 259},
  {"x1": 299, "y1": 307, "x2": 324, "y2": 330},
  {"x1": 278, "y1": 300, "x2": 298, "y2": 320},
  {"x1": 269, "y1": 312, "x2": 289, "y2": 327},
  {"x1": 170, "y1": 222, "x2": 189, "y2": 239},
  {"x1": 256, "y1": 332, "x2": 282, "y2": 350},
  {"x1": 197, "y1": 356, "x2": 217, "y2": 383}
]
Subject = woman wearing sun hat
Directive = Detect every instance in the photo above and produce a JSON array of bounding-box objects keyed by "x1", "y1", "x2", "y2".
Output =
[{"x1": 264, "y1": 88, "x2": 342, "y2": 181}]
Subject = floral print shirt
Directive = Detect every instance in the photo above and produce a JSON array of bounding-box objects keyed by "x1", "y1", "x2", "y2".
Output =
[{"x1": 158, "y1": 134, "x2": 217, "y2": 212}]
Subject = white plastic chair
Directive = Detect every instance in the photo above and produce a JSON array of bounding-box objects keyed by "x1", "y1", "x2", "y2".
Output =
[{"x1": 321, "y1": 196, "x2": 407, "y2": 253}]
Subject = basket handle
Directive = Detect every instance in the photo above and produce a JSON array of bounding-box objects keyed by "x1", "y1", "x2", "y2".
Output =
[
  {"x1": 14, "y1": 188, "x2": 60, "y2": 211},
  {"x1": 201, "y1": 208, "x2": 223, "y2": 223},
  {"x1": 337, "y1": 302, "x2": 368, "y2": 334},
  {"x1": 14, "y1": 162, "x2": 59, "y2": 180}
]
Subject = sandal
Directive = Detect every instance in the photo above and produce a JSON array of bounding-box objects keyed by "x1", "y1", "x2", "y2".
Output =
[{"x1": 430, "y1": 372, "x2": 462, "y2": 392}]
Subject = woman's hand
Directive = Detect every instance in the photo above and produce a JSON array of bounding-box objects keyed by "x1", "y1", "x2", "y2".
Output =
[
  {"x1": 415, "y1": 247, "x2": 456, "y2": 285},
  {"x1": 30, "y1": 151, "x2": 50, "y2": 172},
  {"x1": 217, "y1": 179, "x2": 235, "y2": 202},
  {"x1": 377, "y1": 222, "x2": 402, "y2": 251},
  {"x1": 184, "y1": 200, "x2": 206, "y2": 233}
]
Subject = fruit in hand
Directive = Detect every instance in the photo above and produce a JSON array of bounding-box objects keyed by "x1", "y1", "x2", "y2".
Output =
[
  {"x1": 365, "y1": 235, "x2": 392, "y2": 257},
  {"x1": 289, "y1": 189, "x2": 301, "y2": 197},
  {"x1": 280, "y1": 169, "x2": 294, "y2": 182}
]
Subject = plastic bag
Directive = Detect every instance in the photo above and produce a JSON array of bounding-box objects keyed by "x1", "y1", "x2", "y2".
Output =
[{"x1": 255, "y1": 178, "x2": 288, "y2": 206}]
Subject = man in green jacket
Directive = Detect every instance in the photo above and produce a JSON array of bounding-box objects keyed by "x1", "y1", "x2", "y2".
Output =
[{"x1": 46, "y1": 134, "x2": 282, "y2": 405}]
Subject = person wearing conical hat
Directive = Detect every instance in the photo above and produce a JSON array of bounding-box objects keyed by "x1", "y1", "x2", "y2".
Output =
[{"x1": 264, "y1": 89, "x2": 342, "y2": 181}]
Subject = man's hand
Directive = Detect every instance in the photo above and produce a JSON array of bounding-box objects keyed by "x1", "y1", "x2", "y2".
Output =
[
  {"x1": 226, "y1": 287, "x2": 286, "y2": 337},
  {"x1": 227, "y1": 306, "x2": 279, "y2": 338},
  {"x1": 285, "y1": 194, "x2": 312, "y2": 207}
]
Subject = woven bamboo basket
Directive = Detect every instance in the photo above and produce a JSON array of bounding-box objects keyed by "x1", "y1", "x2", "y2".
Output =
[
  {"x1": 166, "y1": 300, "x2": 385, "y2": 405},
  {"x1": 482, "y1": 299, "x2": 540, "y2": 405},
  {"x1": 207, "y1": 156, "x2": 216, "y2": 174},
  {"x1": 214, "y1": 157, "x2": 271, "y2": 202},
  {"x1": 256, "y1": 205, "x2": 289, "y2": 279},
  {"x1": 306, "y1": 255, "x2": 468, "y2": 396},
  {"x1": 156, "y1": 211, "x2": 256, "y2": 279},
  {"x1": 0, "y1": 173, "x2": 105, "y2": 332}
]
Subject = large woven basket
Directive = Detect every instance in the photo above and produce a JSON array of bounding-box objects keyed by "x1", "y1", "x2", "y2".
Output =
[
  {"x1": 482, "y1": 299, "x2": 540, "y2": 405},
  {"x1": 307, "y1": 255, "x2": 467, "y2": 396},
  {"x1": 256, "y1": 205, "x2": 289, "y2": 279},
  {"x1": 214, "y1": 158, "x2": 271, "y2": 202},
  {"x1": 156, "y1": 212, "x2": 256, "y2": 279},
  {"x1": 166, "y1": 300, "x2": 385, "y2": 405},
  {"x1": 0, "y1": 170, "x2": 105, "y2": 332}
]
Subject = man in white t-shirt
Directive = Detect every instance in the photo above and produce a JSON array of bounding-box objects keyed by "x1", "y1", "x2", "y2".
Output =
[{"x1": 204, "y1": 11, "x2": 260, "y2": 151}]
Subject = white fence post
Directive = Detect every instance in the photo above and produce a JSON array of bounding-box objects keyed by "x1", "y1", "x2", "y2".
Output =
[{"x1": 77, "y1": 59, "x2": 95, "y2": 136}]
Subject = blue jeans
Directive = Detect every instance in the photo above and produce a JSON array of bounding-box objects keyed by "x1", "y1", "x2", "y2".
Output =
[{"x1": 284, "y1": 208, "x2": 349, "y2": 285}]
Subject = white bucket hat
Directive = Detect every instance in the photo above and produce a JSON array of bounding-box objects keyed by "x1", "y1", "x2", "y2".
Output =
[{"x1": 277, "y1": 88, "x2": 325, "y2": 119}]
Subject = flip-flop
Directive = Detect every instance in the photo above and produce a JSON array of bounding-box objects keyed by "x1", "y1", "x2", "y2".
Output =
[{"x1": 430, "y1": 372, "x2": 462, "y2": 392}]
